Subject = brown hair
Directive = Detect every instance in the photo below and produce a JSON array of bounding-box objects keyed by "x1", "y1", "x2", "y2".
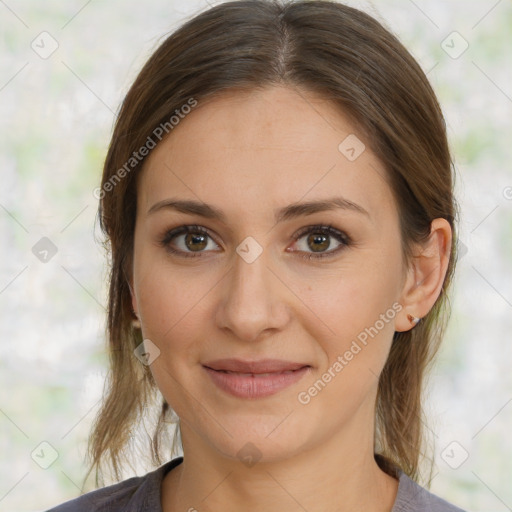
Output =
[{"x1": 86, "y1": 0, "x2": 459, "y2": 487}]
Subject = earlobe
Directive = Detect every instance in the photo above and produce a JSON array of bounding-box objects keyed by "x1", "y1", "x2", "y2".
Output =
[
  {"x1": 406, "y1": 314, "x2": 421, "y2": 326},
  {"x1": 395, "y1": 218, "x2": 452, "y2": 333}
]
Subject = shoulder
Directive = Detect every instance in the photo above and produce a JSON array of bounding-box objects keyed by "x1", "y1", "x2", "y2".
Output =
[
  {"x1": 393, "y1": 471, "x2": 467, "y2": 512},
  {"x1": 45, "y1": 457, "x2": 183, "y2": 512}
]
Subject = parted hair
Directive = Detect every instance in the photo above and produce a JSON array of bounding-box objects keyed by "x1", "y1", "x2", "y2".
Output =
[{"x1": 86, "y1": 0, "x2": 459, "y2": 487}]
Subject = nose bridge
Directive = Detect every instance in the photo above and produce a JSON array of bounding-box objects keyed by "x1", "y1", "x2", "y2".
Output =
[{"x1": 216, "y1": 241, "x2": 288, "y2": 342}]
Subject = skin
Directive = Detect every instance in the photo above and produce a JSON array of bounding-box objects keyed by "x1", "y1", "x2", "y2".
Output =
[{"x1": 129, "y1": 84, "x2": 452, "y2": 512}]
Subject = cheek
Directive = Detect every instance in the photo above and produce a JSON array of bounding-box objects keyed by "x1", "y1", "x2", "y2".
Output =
[
  {"x1": 313, "y1": 255, "x2": 400, "y2": 329},
  {"x1": 133, "y1": 252, "x2": 213, "y2": 409},
  {"x1": 133, "y1": 247, "x2": 220, "y2": 356},
  {"x1": 297, "y1": 276, "x2": 399, "y2": 416},
  {"x1": 302, "y1": 248, "x2": 402, "y2": 374}
]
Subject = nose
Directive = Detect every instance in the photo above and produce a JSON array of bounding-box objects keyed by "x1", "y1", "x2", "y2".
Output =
[{"x1": 215, "y1": 245, "x2": 291, "y2": 343}]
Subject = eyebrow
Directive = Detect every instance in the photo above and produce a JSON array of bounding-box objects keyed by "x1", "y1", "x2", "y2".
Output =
[{"x1": 147, "y1": 196, "x2": 370, "y2": 222}]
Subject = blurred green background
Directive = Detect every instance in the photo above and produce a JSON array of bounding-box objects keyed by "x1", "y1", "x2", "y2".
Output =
[{"x1": 0, "y1": 0, "x2": 511, "y2": 510}]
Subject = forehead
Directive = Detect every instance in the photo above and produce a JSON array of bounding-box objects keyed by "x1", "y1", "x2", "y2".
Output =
[{"x1": 139, "y1": 85, "x2": 396, "y2": 225}]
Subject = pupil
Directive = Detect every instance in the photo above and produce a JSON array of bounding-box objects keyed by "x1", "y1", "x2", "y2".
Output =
[
  {"x1": 309, "y1": 233, "x2": 329, "y2": 252},
  {"x1": 186, "y1": 233, "x2": 207, "y2": 251}
]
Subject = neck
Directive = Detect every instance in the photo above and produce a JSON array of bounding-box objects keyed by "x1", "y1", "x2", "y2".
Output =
[{"x1": 161, "y1": 422, "x2": 399, "y2": 512}]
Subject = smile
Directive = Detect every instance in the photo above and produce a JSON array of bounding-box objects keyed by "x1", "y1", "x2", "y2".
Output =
[{"x1": 202, "y1": 359, "x2": 311, "y2": 399}]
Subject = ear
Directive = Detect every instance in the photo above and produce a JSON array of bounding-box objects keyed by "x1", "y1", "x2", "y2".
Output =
[{"x1": 395, "y1": 218, "x2": 452, "y2": 332}]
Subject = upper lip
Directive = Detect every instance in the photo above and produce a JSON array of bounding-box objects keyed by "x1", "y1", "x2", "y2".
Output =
[{"x1": 203, "y1": 358, "x2": 310, "y2": 374}]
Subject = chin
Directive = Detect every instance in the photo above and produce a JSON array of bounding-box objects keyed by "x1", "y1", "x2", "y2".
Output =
[
  {"x1": 214, "y1": 435, "x2": 306, "y2": 466},
  {"x1": 188, "y1": 409, "x2": 317, "y2": 466}
]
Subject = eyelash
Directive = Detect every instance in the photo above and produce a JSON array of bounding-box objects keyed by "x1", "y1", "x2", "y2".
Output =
[{"x1": 159, "y1": 224, "x2": 351, "y2": 260}]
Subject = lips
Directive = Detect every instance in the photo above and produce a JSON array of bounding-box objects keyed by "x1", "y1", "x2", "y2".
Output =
[
  {"x1": 202, "y1": 358, "x2": 311, "y2": 399},
  {"x1": 202, "y1": 358, "x2": 309, "y2": 374}
]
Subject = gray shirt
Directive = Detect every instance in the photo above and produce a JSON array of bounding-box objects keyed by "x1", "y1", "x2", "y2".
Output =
[{"x1": 46, "y1": 456, "x2": 467, "y2": 511}]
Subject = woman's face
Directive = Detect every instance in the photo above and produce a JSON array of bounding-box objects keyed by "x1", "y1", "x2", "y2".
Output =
[{"x1": 131, "y1": 85, "x2": 411, "y2": 464}]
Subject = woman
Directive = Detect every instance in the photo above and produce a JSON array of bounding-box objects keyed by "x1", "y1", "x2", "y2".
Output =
[{"x1": 48, "y1": 0, "x2": 466, "y2": 510}]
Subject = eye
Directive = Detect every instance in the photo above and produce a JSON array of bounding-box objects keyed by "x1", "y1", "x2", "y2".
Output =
[
  {"x1": 289, "y1": 224, "x2": 351, "y2": 260},
  {"x1": 159, "y1": 223, "x2": 351, "y2": 260},
  {"x1": 159, "y1": 225, "x2": 220, "y2": 257}
]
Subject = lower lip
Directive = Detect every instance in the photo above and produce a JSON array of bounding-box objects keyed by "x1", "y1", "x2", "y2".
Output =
[{"x1": 203, "y1": 366, "x2": 311, "y2": 399}]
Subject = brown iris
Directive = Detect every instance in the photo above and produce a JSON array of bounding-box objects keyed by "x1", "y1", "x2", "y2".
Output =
[
  {"x1": 308, "y1": 232, "x2": 329, "y2": 252},
  {"x1": 185, "y1": 232, "x2": 208, "y2": 251}
]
